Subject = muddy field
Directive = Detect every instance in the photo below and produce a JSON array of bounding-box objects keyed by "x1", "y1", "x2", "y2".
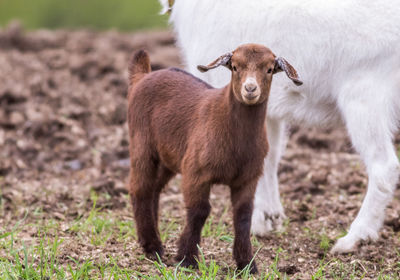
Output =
[{"x1": 0, "y1": 24, "x2": 399, "y2": 279}]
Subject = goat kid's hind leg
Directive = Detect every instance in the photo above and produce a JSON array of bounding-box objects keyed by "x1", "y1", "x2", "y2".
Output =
[
  {"x1": 252, "y1": 118, "x2": 287, "y2": 236},
  {"x1": 231, "y1": 181, "x2": 258, "y2": 274},
  {"x1": 129, "y1": 160, "x2": 163, "y2": 259},
  {"x1": 332, "y1": 82, "x2": 400, "y2": 253},
  {"x1": 176, "y1": 177, "x2": 211, "y2": 268},
  {"x1": 152, "y1": 166, "x2": 175, "y2": 229}
]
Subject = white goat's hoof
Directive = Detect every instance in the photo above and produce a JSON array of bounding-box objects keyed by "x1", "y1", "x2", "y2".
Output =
[
  {"x1": 331, "y1": 223, "x2": 381, "y2": 254},
  {"x1": 251, "y1": 207, "x2": 286, "y2": 236},
  {"x1": 330, "y1": 235, "x2": 357, "y2": 254}
]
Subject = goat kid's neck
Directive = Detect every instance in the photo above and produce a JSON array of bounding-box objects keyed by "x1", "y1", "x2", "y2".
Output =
[{"x1": 218, "y1": 84, "x2": 267, "y2": 132}]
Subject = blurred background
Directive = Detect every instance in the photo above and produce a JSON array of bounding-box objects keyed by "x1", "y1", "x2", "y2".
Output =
[{"x1": 0, "y1": 0, "x2": 167, "y2": 30}]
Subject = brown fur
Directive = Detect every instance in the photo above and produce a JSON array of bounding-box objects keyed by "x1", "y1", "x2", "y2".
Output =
[
  {"x1": 127, "y1": 44, "x2": 286, "y2": 273},
  {"x1": 128, "y1": 50, "x2": 151, "y2": 87}
]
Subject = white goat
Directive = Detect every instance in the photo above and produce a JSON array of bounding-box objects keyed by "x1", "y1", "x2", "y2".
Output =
[{"x1": 158, "y1": 0, "x2": 400, "y2": 253}]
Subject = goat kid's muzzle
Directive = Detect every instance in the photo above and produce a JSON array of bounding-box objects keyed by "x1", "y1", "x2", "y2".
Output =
[{"x1": 241, "y1": 78, "x2": 261, "y2": 104}]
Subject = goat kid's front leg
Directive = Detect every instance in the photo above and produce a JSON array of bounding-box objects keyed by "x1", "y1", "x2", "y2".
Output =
[
  {"x1": 231, "y1": 182, "x2": 258, "y2": 274},
  {"x1": 176, "y1": 178, "x2": 211, "y2": 268}
]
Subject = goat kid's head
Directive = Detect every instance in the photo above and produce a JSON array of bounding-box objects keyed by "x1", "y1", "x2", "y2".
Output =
[{"x1": 198, "y1": 44, "x2": 303, "y2": 105}]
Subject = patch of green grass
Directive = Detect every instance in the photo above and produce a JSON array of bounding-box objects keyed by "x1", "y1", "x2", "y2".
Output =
[
  {"x1": 311, "y1": 206, "x2": 317, "y2": 220},
  {"x1": 311, "y1": 259, "x2": 379, "y2": 280},
  {"x1": 251, "y1": 235, "x2": 261, "y2": 248},
  {"x1": 0, "y1": 216, "x2": 67, "y2": 279},
  {"x1": 4, "y1": 212, "x2": 399, "y2": 279},
  {"x1": 319, "y1": 233, "x2": 331, "y2": 252},
  {"x1": 302, "y1": 226, "x2": 312, "y2": 235},
  {"x1": 312, "y1": 259, "x2": 332, "y2": 280},
  {"x1": 116, "y1": 220, "x2": 136, "y2": 243},
  {"x1": 328, "y1": 260, "x2": 366, "y2": 280},
  {"x1": 141, "y1": 246, "x2": 261, "y2": 280},
  {"x1": 274, "y1": 217, "x2": 290, "y2": 239},
  {"x1": 1, "y1": 241, "x2": 137, "y2": 279},
  {"x1": 69, "y1": 202, "x2": 128, "y2": 246},
  {"x1": 202, "y1": 207, "x2": 229, "y2": 239},
  {"x1": 0, "y1": 216, "x2": 137, "y2": 279},
  {"x1": 160, "y1": 217, "x2": 179, "y2": 243},
  {"x1": 266, "y1": 247, "x2": 286, "y2": 280},
  {"x1": 219, "y1": 235, "x2": 234, "y2": 243},
  {"x1": 302, "y1": 227, "x2": 335, "y2": 254},
  {"x1": 0, "y1": 0, "x2": 168, "y2": 31},
  {"x1": 397, "y1": 249, "x2": 400, "y2": 268},
  {"x1": 3, "y1": 185, "x2": 400, "y2": 279},
  {"x1": 68, "y1": 194, "x2": 136, "y2": 246},
  {"x1": 0, "y1": 181, "x2": 3, "y2": 216},
  {"x1": 337, "y1": 230, "x2": 348, "y2": 239}
]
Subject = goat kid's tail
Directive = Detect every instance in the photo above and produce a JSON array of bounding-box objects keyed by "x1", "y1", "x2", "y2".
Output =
[{"x1": 129, "y1": 50, "x2": 151, "y2": 87}]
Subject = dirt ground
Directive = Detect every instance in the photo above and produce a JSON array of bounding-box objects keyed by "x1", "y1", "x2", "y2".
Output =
[{"x1": 0, "y1": 23, "x2": 399, "y2": 279}]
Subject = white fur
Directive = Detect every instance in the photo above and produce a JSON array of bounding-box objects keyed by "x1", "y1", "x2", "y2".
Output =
[
  {"x1": 160, "y1": 0, "x2": 400, "y2": 253},
  {"x1": 157, "y1": 0, "x2": 170, "y2": 14}
]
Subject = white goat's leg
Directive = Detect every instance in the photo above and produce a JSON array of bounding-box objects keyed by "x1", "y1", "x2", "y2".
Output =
[
  {"x1": 251, "y1": 117, "x2": 287, "y2": 236},
  {"x1": 332, "y1": 87, "x2": 400, "y2": 253}
]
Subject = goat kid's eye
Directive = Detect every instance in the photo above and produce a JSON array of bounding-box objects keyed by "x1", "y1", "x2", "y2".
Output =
[
  {"x1": 232, "y1": 66, "x2": 237, "y2": 72},
  {"x1": 267, "y1": 68, "x2": 273, "y2": 74}
]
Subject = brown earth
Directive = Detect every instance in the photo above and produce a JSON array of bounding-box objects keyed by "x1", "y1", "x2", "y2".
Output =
[{"x1": 0, "y1": 23, "x2": 399, "y2": 279}]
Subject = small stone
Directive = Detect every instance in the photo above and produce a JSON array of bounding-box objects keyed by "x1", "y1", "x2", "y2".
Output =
[
  {"x1": 380, "y1": 231, "x2": 389, "y2": 240},
  {"x1": 348, "y1": 185, "x2": 361, "y2": 195},
  {"x1": 65, "y1": 159, "x2": 83, "y2": 171},
  {"x1": 9, "y1": 111, "x2": 25, "y2": 126},
  {"x1": 116, "y1": 158, "x2": 130, "y2": 168},
  {"x1": 53, "y1": 212, "x2": 66, "y2": 220},
  {"x1": 278, "y1": 264, "x2": 299, "y2": 275},
  {"x1": 92, "y1": 177, "x2": 114, "y2": 191},
  {"x1": 0, "y1": 130, "x2": 5, "y2": 145}
]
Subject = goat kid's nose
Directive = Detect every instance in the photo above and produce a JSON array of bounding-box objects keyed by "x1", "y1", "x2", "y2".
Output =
[{"x1": 245, "y1": 83, "x2": 257, "y2": 93}]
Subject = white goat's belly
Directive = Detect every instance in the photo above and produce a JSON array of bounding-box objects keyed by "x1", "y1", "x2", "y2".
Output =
[{"x1": 267, "y1": 88, "x2": 341, "y2": 128}]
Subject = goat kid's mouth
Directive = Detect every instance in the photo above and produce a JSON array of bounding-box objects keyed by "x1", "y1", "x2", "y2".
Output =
[
  {"x1": 241, "y1": 77, "x2": 262, "y2": 105},
  {"x1": 241, "y1": 87, "x2": 261, "y2": 105},
  {"x1": 244, "y1": 93, "x2": 258, "y2": 100},
  {"x1": 241, "y1": 92, "x2": 261, "y2": 105}
]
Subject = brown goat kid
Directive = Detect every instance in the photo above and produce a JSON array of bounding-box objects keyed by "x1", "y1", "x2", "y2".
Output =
[{"x1": 127, "y1": 44, "x2": 302, "y2": 273}]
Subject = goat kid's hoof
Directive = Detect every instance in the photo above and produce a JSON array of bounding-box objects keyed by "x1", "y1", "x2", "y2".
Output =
[
  {"x1": 175, "y1": 255, "x2": 198, "y2": 269},
  {"x1": 237, "y1": 261, "x2": 258, "y2": 274},
  {"x1": 143, "y1": 245, "x2": 164, "y2": 260},
  {"x1": 249, "y1": 263, "x2": 258, "y2": 274}
]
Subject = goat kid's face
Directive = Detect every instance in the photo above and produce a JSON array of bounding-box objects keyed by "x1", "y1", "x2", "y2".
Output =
[
  {"x1": 230, "y1": 45, "x2": 275, "y2": 105},
  {"x1": 198, "y1": 44, "x2": 303, "y2": 105}
]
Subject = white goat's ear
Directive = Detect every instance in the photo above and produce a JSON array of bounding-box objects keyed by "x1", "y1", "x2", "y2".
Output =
[
  {"x1": 197, "y1": 52, "x2": 233, "y2": 73},
  {"x1": 274, "y1": 57, "x2": 303, "y2": 86},
  {"x1": 158, "y1": 0, "x2": 173, "y2": 15}
]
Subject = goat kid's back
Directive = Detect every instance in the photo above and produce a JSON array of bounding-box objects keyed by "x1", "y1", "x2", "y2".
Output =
[{"x1": 127, "y1": 51, "x2": 222, "y2": 173}]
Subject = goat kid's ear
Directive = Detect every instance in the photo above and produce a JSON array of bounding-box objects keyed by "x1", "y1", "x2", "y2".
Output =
[
  {"x1": 197, "y1": 52, "x2": 233, "y2": 73},
  {"x1": 274, "y1": 57, "x2": 303, "y2": 86}
]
